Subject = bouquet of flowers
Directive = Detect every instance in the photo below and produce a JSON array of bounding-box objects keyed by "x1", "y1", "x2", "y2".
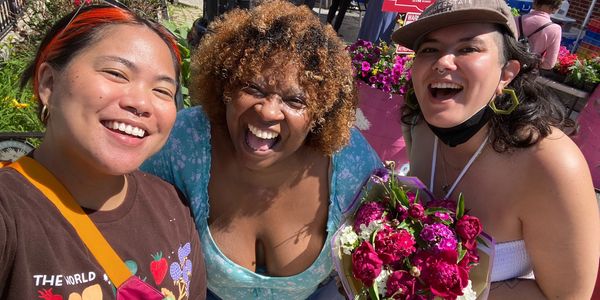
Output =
[
  {"x1": 332, "y1": 164, "x2": 493, "y2": 300},
  {"x1": 348, "y1": 40, "x2": 413, "y2": 95}
]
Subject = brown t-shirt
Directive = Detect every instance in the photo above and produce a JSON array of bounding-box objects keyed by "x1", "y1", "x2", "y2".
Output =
[{"x1": 0, "y1": 168, "x2": 206, "y2": 299}]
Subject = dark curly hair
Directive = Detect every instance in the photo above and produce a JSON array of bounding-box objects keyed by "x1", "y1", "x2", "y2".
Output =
[
  {"x1": 190, "y1": 0, "x2": 357, "y2": 155},
  {"x1": 401, "y1": 25, "x2": 574, "y2": 153}
]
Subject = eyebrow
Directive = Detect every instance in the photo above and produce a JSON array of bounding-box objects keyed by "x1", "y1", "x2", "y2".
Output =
[
  {"x1": 98, "y1": 56, "x2": 177, "y2": 86},
  {"x1": 246, "y1": 79, "x2": 305, "y2": 98}
]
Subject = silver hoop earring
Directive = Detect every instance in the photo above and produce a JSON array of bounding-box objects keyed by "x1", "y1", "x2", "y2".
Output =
[{"x1": 40, "y1": 105, "x2": 49, "y2": 123}]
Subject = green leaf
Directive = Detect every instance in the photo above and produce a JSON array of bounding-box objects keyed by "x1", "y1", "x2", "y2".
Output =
[
  {"x1": 397, "y1": 189, "x2": 409, "y2": 207},
  {"x1": 456, "y1": 193, "x2": 465, "y2": 219},
  {"x1": 180, "y1": 86, "x2": 189, "y2": 95},
  {"x1": 370, "y1": 228, "x2": 381, "y2": 245},
  {"x1": 368, "y1": 283, "x2": 380, "y2": 300},
  {"x1": 457, "y1": 244, "x2": 466, "y2": 263},
  {"x1": 424, "y1": 207, "x2": 448, "y2": 214}
]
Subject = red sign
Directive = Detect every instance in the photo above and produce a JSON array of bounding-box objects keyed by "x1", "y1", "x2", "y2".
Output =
[
  {"x1": 382, "y1": 0, "x2": 434, "y2": 13},
  {"x1": 396, "y1": 13, "x2": 421, "y2": 53}
]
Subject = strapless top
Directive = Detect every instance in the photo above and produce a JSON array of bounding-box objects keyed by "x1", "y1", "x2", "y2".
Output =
[{"x1": 491, "y1": 240, "x2": 534, "y2": 282}]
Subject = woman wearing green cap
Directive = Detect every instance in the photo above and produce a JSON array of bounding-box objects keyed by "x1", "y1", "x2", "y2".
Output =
[{"x1": 393, "y1": 0, "x2": 598, "y2": 298}]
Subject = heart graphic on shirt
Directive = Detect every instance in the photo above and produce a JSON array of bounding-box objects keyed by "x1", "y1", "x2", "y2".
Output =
[{"x1": 67, "y1": 284, "x2": 102, "y2": 300}]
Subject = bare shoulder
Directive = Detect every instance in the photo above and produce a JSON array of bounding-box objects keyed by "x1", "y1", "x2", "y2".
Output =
[
  {"x1": 520, "y1": 128, "x2": 590, "y2": 186},
  {"x1": 511, "y1": 130, "x2": 599, "y2": 299}
]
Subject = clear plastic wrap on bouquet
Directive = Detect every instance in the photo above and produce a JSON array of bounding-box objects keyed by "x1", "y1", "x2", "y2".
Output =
[{"x1": 331, "y1": 168, "x2": 494, "y2": 300}]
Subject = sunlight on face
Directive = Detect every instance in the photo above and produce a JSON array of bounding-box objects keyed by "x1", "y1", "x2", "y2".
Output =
[{"x1": 411, "y1": 23, "x2": 506, "y2": 128}]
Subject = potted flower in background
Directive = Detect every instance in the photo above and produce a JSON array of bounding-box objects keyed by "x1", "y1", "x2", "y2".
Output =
[
  {"x1": 347, "y1": 40, "x2": 413, "y2": 172},
  {"x1": 551, "y1": 46, "x2": 599, "y2": 93},
  {"x1": 565, "y1": 56, "x2": 600, "y2": 93}
]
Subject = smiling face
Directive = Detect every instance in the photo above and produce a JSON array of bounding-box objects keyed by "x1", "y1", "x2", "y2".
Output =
[
  {"x1": 37, "y1": 24, "x2": 178, "y2": 175},
  {"x1": 411, "y1": 23, "x2": 515, "y2": 128},
  {"x1": 224, "y1": 62, "x2": 313, "y2": 170}
]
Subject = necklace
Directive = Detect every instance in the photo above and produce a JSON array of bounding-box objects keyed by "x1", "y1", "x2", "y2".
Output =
[{"x1": 430, "y1": 134, "x2": 489, "y2": 199}]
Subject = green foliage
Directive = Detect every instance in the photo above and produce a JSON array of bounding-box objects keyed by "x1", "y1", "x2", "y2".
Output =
[
  {"x1": 511, "y1": 7, "x2": 520, "y2": 16},
  {"x1": 13, "y1": 0, "x2": 167, "y2": 55},
  {"x1": 566, "y1": 57, "x2": 600, "y2": 91},
  {"x1": 0, "y1": 51, "x2": 43, "y2": 134},
  {"x1": 161, "y1": 20, "x2": 192, "y2": 108}
]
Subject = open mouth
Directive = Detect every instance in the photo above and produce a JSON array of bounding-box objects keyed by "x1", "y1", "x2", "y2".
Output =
[
  {"x1": 429, "y1": 82, "x2": 463, "y2": 100},
  {"x1": 102, "y1": 121, "x2": 146, "y2": 138},
  {"x1": 246, "y1": 124, "x2": 280, "y2": 151}
]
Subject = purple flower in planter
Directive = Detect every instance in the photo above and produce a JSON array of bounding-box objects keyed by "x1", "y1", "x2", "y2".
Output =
[{"x1": 361, "y1": 61, "x2": 371, "y2": 72}]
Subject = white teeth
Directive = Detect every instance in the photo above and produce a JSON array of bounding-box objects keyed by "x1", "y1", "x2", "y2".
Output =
[
  {"x1": 105, "y1": 121, "x2": 146, "y2": 138},
  {"x1": 248, "y1": 124, "x2": 278, "y2": 139},
  {"x1": 431, "y1": 82, "x2": 462, "y2": 89}
]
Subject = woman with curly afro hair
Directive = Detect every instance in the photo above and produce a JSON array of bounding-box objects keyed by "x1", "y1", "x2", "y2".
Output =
[{"x1": 142, "y1": 0, "x2": 382, "y2": 298}]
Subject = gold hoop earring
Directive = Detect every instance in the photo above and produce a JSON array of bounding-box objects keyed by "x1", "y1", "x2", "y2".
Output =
[
  {"x1": 489, "y1": 88, "x2": 519, "y2": 115},
  {"x1": 40, "y1": 105, "x2": 49, "y2": 123}
]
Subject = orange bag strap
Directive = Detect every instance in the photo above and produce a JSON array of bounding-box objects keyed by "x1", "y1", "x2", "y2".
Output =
[{"x1": 5, "y1": 156, "x2": 131, "y2": 287}]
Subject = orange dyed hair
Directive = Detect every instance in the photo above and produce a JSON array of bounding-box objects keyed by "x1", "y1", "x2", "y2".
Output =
[{"x1": 21, "y1": 4, "x2": 181, "y2": 120}]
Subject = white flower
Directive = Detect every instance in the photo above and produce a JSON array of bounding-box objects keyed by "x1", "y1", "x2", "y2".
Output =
[
  {"x1": 358, "y1": 220, "x2": 383, "y2": 241},
  {"x1": 375, "y1": 269, "x2": 392, "y2": 296},
  {"x1": 457, "y1": 280, "x2": 477, "y2": 300},
  {"x1": 339, "y1": 225, "x2": 360, "y2": 255}
]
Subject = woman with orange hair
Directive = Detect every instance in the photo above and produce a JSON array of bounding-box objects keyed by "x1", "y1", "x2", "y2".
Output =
[{"x1": 0, "y1": 4, "x2": 206, "y2": 299}]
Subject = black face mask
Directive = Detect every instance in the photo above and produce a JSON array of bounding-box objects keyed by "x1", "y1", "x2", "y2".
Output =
[{"x1": 426, "y1": 105, "x2": 493, "y2": 147}]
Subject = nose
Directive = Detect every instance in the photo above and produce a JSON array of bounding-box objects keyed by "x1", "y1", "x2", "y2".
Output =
[
  {"x1": 255, "y1": 95, "x2": 284, "y2": 122},
  {"x1": 121, "y1": 85, "x2": 152, "y2": 118},
  {"x1": 432, "y1": 53, "x2": 457, "y2": 74}
]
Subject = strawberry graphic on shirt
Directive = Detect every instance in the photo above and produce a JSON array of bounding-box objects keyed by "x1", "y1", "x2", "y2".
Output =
[
  {"x1": 150, "y1": 252, "x2": 168, "y2": 285},
  {"x1": 37, "y1": 288, "x2": 63, "y2": 300}
]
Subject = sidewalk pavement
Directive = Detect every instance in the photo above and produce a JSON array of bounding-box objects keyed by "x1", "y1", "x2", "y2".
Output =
[{"x1": 171, "y1": 0, "x2": 364, "y2": 45}]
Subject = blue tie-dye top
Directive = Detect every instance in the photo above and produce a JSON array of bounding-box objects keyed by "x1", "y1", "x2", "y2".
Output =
[{"x1": 142, "y1": 107, "x2": 381, "y2": 299}]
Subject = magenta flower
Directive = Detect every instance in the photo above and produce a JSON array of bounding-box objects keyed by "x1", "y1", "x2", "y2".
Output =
[
  {"x1": 385, "y1": 270, "x2": 416, "y2": 299},
  {"x1": 434, "y1": 211, "x2": 452, "y2": 222},
  {"x1": 426, "y1": 199, "x2": 457, "y2": 211},
  {"x1": 347, "y1": 39, "x2": 413, "y2": 95},
  {"x1": 420, "y1": 223, "x2": 457, "y2": 252},
  {"x1": 361, "y1": 61, "x2": 371, "y2": 72},
  {"x1": 406, "y1": 192, "x2": 417, "y2": 204},
  {"x1": 458, "y1": 248, "x2": 479, "y2": 271},
  {"x1": 408, "y1": 203, "x2": 425, "y2": 220},
  {"x1": 371, "y1": 168, "x2": 390, "y2": 184},
  {"x1": 418, "y1": 250, "x2": 468, "y2": 299},
  {"x1": 354, "y1": 201, "x2": 387, "y2": 232},
  {"x1": 375, "y1": 227, "x2": 416, "y2": 264},
  {"x1": 352, "y1": 241, "x2": 383, "y2": 286},
  {"x1": 456, "y1": 215, "x2": 482, "y2": 250}
]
